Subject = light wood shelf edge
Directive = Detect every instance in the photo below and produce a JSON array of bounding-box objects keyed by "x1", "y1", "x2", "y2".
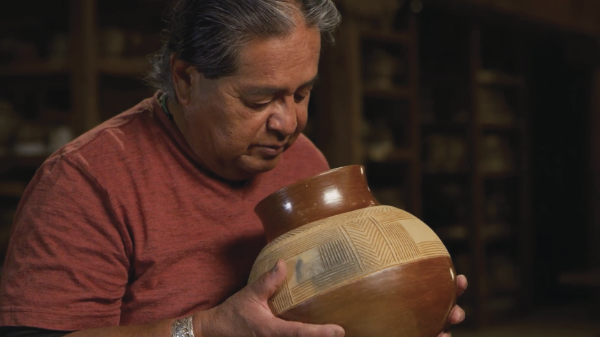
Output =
[
  {"x1": 476, "y1": 69, "x2": 526, "y2": 87},
  {"x1": 98, "y1": 57, "x2": 152, "y2": 77},
  {"x1": 0, "y1": 61, "x2": 70, "y2": 76}
]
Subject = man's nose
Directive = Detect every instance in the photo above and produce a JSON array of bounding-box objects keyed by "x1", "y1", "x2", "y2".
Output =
[{"x1": 267, "y1": 97, "x2": 298, "y2": 136}]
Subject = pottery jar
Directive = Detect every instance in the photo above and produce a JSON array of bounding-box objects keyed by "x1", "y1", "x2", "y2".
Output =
[{"x1": 249, "y1": 165, "x2": 457, "y2": 337}]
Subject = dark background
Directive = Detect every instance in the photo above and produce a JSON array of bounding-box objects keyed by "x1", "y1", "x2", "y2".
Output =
[{"x1": 1, "y1": 0, "x2": 600, "y2": 335}]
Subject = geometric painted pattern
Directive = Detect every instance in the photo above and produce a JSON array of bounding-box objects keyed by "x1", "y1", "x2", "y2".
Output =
[{"x1": 248, "y1": 205, "x2": 450, "y2": 315}]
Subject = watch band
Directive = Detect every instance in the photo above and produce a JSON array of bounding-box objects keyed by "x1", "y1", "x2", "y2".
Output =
[{"x1": 171, "y1": 316, "x2": 195, "y2": 337}]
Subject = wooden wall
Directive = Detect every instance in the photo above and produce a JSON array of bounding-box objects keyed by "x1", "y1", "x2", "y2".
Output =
[
  {"x1": 426, "y1": 0, "x2": 600, "y2": 36},
  {"x1": 592, "y1": 69, "x2": 600, "y2": 269}
]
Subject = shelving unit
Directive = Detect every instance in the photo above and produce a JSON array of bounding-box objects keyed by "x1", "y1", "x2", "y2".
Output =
[
  {"x1": 470, "y1": 24, "x2": 532, "y2": 324},
  {"x1": 362, "y1": 17, "x2": 422, "y2": 213},
  {"x1": 0, "y1": 62, "x2": 70, "y2": 76},
  {"x1": 0, "y1": 0, "x2": 165, "y2": 266},
  {"x1": 98, "y1": 57, "x2": 152, "y2": 77},
  {"x1": 419, "y1": 6, "x2": 533, "y2": 324},
  {"x1": 319, "y1": 9, "x2": 533, "y2": 325},
  {"x1": 0, "y1": 2, "x2": 68, "y2": 264},
  {"x1": 318, "y1": 2, "x2": 422, "y2": 215}
]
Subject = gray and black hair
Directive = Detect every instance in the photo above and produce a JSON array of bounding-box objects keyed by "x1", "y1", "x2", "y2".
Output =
[{"x1": 146, "y1": 0, "x2": 341, "y2": 100}]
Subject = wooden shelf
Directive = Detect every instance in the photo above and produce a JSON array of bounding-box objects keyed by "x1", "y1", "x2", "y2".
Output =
[
  {"x1": 487, "y1": 289, "x2": 522, "y2": 301},
  {"x1": 481, "y1": 123, "x2": 522, "y2": 131},
  {"x1": 0, "y1": 60, "x2": 69, "y2": 76},
  {"x1": 437, "y1": 223, "x2": 513, "y2": 243},
  {"x1": 559, "y1": 270, "x2": 600, "y2": 287},
  {"x1": 480, "y1": 223, "x2": 511, "y2": 241},
  {"x1": 423, "y1": 170, "x2": 471, "y2": 176},
  {"x1": 98, "y1": 57, "x2": 152, "y2": 77},
  {"x1": 361, "y1": 30, "x2": 412, "y2": 44},
  {"x1": 0, "y1": 182, "x2": 27, "y2": 198},
  {"x1": 367, "y1": 148, "x2": 416, "y2": 163},
  {"x1": 485, "y1": 297, "x2": 517, "y2": 313},
  {"x1": 362, "y1": 86, "x2": 414, "y2": 99},
  {"x1": 0, "y1": 210, "x2": 16, "y2": 222},
  {"x1": 480, "y1": 171, "x2": 519, "y2": 179},
  {"x1": 476, "y1": 69, "x2": 526, "y2": 87},
  {"x1": 0, "y1": 155, "x2": 47, "y2": 169},
  {"x1": 436, "y1": 224, "x2": 469, "y2": 242},
  {"x1": 422, "y1": 122, "x2": 469, "y2": 132}
]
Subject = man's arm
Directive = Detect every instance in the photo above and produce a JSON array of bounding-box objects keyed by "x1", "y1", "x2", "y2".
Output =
[
  {"x1": 0, "y1": 327, "x2": 72, "y2": 337},
  {"x1": 28, "y1": 260, "x2": 344, "y2": 337},
  {"x1": 1, "y1": 262, "x2": 466, "y2": 337}
]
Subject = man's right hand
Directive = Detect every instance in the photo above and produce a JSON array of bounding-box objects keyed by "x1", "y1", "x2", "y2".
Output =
[{"x1": 194, "y1": 260, "x2": 345, "y2": 337}]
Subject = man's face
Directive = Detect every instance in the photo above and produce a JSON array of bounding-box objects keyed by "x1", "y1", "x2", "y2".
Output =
[{"x1": 178, "y1": 23, "x2": 321, "y2": 181}]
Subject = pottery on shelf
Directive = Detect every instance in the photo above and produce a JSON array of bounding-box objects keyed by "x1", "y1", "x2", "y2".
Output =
[{"x1": 249, "y1": 165, "x2": 457, "y2": 337}]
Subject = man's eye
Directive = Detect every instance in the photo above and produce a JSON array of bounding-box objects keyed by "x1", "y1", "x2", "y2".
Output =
[
  {"x1": 294, "y1": 92, "x2": 310, "y2": 103},
  {"x1": 247, "y1": 101, "x2": 270, "y2": 110}
]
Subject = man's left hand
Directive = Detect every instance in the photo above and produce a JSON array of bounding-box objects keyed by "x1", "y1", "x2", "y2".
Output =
[{"x1": 438, "y1": 274, "x2": 468, "y2": 337}]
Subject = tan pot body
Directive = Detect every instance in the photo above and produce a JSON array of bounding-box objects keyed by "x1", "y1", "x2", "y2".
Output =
[{"x1": 249, "y1": 205, "x2": 457, "y2": 337}]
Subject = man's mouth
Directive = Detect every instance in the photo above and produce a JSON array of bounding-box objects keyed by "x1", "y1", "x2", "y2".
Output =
[{"x1": 253, "y1": 143, "x2": 286, "y2": 157}]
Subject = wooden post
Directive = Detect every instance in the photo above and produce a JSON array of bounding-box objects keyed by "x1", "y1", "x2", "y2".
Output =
[
  {"x1": 517, "y1": 36, "x2": 534, "y2": 313},
  {"x1": 407, "y1": 13, "x2": 422, "y2": 217},
  {"x1": 469, "y1": 25, "x2": 487, "y2": 327},
  {"x1": 70, "y1": 0, "x2": 100, "y2": 135},
  {"x1": 318, "y1": 12, "x2": 364, "y2": 168},
  {"x1": 591, "y1": 67, "x2": 600, "y2": 270}
]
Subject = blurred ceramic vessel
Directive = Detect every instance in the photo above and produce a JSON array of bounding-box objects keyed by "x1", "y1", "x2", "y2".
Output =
[{"x1": 249, "y1": 165, "x2": 457, "y2": 337}]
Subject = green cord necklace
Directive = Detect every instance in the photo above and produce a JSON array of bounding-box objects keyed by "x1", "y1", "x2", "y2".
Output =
[{"x1": 160, "y1": 94, "x2": 174, "y2": 121}]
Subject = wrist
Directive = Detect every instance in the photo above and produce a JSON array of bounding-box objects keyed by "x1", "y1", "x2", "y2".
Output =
[
  {"x1": 193, "y1": 305, "x2": 225, "y2": 337},
  {"x1": 192, "y1": 310, "x2": 210, "y2": 337}
]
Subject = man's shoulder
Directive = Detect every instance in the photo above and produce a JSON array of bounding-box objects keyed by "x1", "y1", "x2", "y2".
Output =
[{"x1": 47, "y1": 97, "x2": 158, "y2": 167}]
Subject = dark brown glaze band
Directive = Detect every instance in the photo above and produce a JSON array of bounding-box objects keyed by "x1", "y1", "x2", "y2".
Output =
[
  {"x1": 278, "y1": 256, "x2": 457, "y2": 337},
  {"x1": 255, "y1": 165, "x2": 380, "y2": 243}
]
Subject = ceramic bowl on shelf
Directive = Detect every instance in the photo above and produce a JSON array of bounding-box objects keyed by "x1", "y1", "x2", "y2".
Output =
[{"x1": 249, "y1": 165, "x2": 457, "y2": 337}]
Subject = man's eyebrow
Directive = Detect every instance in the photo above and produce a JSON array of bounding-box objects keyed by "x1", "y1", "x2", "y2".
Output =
[
  {"x1": 243, "y1": 74, "x2": 319, "y2": 97},
  {"x1": 300, "y1": 74, "x2": 319, "y2": 89}
]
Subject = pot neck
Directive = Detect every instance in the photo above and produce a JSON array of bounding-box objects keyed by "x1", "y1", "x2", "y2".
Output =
[{"x1": 255, "y1": 165, "x2": 380, "y2": 243}]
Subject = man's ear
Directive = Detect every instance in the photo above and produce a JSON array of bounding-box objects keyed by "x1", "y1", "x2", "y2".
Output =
[{"x1": 170, "y1": 54, "x2": 196, "y2": 106}]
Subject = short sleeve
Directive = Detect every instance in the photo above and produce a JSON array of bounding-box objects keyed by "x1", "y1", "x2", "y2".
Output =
[{"x1": 0, "y1": 157, "x2": 130, "y2": 330}]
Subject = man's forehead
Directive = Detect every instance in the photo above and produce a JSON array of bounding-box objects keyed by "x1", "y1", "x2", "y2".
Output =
[
  {"x1": 235, "y1": 25, "x2": 321, "y2": 67},
  {"x1": 241, "y1": 74, "x2": 319, "y2": 96}
]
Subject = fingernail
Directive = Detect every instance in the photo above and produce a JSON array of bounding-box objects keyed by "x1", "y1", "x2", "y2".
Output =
[
  {"x1": 332, "y1": 328, "x2": 344, "y2": 337},
  {"x1": 271, "y1": 261, "x2": 279, "y2": 274}
]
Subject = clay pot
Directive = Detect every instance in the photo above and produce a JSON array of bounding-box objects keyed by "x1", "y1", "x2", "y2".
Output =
[{"x1": 249, "y1": 165, "x2": 457, "y2": 337}]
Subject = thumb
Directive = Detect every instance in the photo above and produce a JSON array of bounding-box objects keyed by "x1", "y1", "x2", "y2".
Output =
[{"x1": 250, "y1": 259, "x2": 288, "y2": 301}]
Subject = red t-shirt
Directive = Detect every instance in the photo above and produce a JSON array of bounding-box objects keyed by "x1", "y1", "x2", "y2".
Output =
[{"x1": 0, "y1": 93, "x2": 329, "y2": 330}]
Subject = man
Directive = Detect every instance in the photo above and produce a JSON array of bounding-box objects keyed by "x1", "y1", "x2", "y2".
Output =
[{"x1": 0, "y1": 0, "x2": 466, "y2": 336}]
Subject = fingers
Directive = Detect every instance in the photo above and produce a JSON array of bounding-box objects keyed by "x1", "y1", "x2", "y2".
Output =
[
  {"x1": 245, "y1": 260, "x2": 345, "y2": 337},
  {"x1": 268, "y1": 318, "x2": 345, "y2": 337},
  {"x1": 448, "y1": 304, "x2": 466, "y2": 325},
  {"x1": 248, "y1": 260, "x2": 288, "y2": 301},
  {"x1": 456, "y1": 275, "x2": 468, "y2": 297},
  {"x1": 207, "y1": 260, "x2": 345, "y2": 337},
  {"x1": 438, "y1": 333, "x2": 451, "y2": 337},
  {"x1": 447, "y1": 275, "x2": 467, "y2": 329}
]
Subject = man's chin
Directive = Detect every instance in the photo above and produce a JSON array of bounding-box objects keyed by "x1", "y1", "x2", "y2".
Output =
[{"x1": 238, "y1": 155, "x2": 282, "y2": 176}]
